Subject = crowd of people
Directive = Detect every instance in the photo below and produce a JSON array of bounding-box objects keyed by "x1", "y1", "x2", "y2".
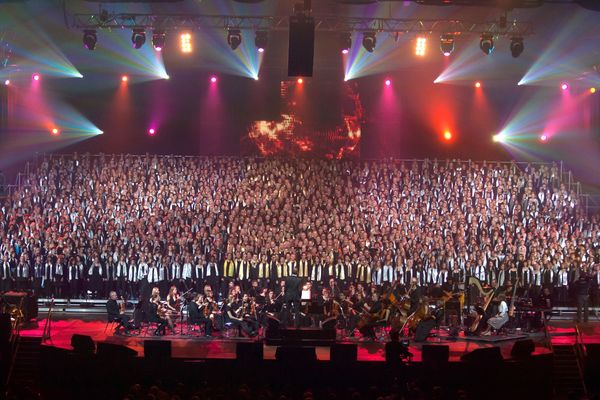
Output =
[{"x1": 0, "y1": 153, "x2": 599, "y2": 313}]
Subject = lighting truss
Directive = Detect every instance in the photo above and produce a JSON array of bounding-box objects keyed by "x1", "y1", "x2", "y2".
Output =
[{"x1": 67, "y1": 13, "x2": 534, "y2": 37}]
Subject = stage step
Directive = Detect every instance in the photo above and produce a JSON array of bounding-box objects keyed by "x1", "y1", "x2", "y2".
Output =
[
  {"x1": 8, "y1": 336, "x2": 43, "y2": 388},
  {"x1": 552, "y1": 344, "x2": 586, "y2": 397}
]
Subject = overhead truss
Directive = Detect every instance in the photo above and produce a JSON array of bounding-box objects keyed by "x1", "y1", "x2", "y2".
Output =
[{"x1": 67, "y1": 12, "x2": 534, "y2": 37}]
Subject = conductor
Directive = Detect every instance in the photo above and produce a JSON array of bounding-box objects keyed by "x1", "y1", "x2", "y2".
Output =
[{"x1": 283, "y1": 266, "x2": 302, "y2": 328}]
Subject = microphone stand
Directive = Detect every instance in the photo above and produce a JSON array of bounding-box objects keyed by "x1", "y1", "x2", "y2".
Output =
[{"x1": 179, "y1": 288, "x2": 193, "y2": 336}]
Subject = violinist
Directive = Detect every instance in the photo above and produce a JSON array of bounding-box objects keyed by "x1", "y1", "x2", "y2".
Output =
[
  {"x1": 240, "y1": 293, "x2": 260, "y2": 337},
  {"x1": 149, "y1": 293, "x2": 168, "y2": 336},
  {"x1": 205, "y1": 294, "x2": 223, "y2": 331},
  {"x1": 188, "y1": 293, "x2": 212, "y2": 337}
]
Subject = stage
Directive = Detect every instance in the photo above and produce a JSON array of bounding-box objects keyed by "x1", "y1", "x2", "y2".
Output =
[{"x1": 21, "y1": 315, "x2": 599, "y2": 362}]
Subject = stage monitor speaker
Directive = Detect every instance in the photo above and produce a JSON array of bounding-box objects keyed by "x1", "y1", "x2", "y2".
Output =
[
  {"x1": 331, "y1": 343, "x2": 357, "y2": 364},
  {"x1": 414, "y1": 318, "x2": 436, "y2": 342},
  {"x1": 96, "y1": 342, "x2": 138, "y2": 359},
  {"x1": 71, "y1": 334, "x2": 95, "y2": 355},
  {"x1": 422, "y1": 345, "x2": 449, "y2": 366},
  {"x1": 288, "y1": 16, "x2": 314, "y2": 77},
  {"x1": 460, "y1": 346, "x2": 503, "y2": 364},
  {"x1": 144, "y1": 340, "x2": 171, "y2": 360},
  {"x1": 236, "y1": 342, "x2": 263, "y2": 362},
  {"x1": 275, "y1": 346, "x2": 317, "y2": 363},
  {"x1": 510, "y1": 339, "x2": 535, "y2": 359}
]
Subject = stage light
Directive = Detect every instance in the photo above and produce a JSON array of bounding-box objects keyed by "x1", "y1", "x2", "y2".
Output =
[
  {"x1": 121, "y1": 75, "x2": 128, "y2": 82},
  {"x1": 440, "y1": 34, "x2": 455, "y2": 56},
  {"x1": 443, "y1": 131, "x2": 452, "y2": 141},
  {"x1": 4, "y1": 79, "x2": 9, "y2": 85},
  {"x1": 415, "y1": 36, "x2": 427, "y2": 57},
  {"x1": 51, "y1": 128, "x2": 59, "y2": 136},
  {"x1": 210, "y1": 76, "x2": 217, "y2": 83},
  {"x1": 492, "y1": 134, "x2": 502, "y2": 143},
  {"x1": 180, "y1": 32, "x2": 192, "y2": 53},
  {"x1": 152, "y1": 30, "x2": 166, "y2": 51},
  {"x1": 33, "y1": 73, "x2": 40, "y2": 81},
  {"x1": 561, "y1": 83, "x2": 568, "y2": 91},
  {"x1": 510, "y1": 37, "x2": 524, "y2": 58},
  {"x1": 297, "y1": 78, "x2": 303, "y2": 84},
  {"x1": 385, "y1": 79, "x2": 391, "y2": 86},
  {"x1": 480, "y1": 33, "x2": 494, "y2": 55},
  {"x1": 227, "y1": 29, "x2": 242, "y2": 51},
  {"x1": 255, "y1": 31, "x2": 268, "y2": 53},
  {"x1": 340, "y1": 32, "x2": 351, "y2": 54},
  {"x1": 475, "y1": 81, "x2": 481, "y2": 88},
  {"x1": 148, "y1": 128, "x2": 156, "y2": 136},
  {"x1": 362, "y1": 32, "x2": 376, "y2": 53},
  {"x1": 83, "y1": 30, "x2": 97, "y2": 51},
  {"x1": 540, "y1": 134, "x2": 548, "y2": 142},
  {"x1": 131, "y1": 29, "x2": 146, "y2": 50},
  {"x1": 590, "y1": 87, "x2": 596, "y2": 94}
]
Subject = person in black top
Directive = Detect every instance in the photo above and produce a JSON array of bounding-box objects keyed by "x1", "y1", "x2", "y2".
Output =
[
  {"x1": 574, "y1": 274, "x2": 591, "y2": 323},
  {"x1": 283, "y1": 267, "x2": 302, "y2": 328},
  {"x1": 188, "y1": 293, "x2": 213, "y2": 337},
  {"x1": 106, "y1": 291, "x2": 132, "y2": 335}
]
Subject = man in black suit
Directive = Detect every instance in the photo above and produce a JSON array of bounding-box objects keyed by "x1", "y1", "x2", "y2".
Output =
[
  {"x1": 283, "y1": 267, "x2": 302, "y2": 328},
  {"x1": 106, "y1": 291, "x2": 132, "y2": 335}
]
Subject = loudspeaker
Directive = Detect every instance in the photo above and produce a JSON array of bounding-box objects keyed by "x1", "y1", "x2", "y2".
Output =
[
  {"x1": 96, "y1": 342, "x2": 138, "y2": 359},
  {"x1": 288, "y1": 16, "x2": 315, "y2": 77},
  {"x1": 144, "y1": 340, "x2": 171, "y2": 360},
  {"x1": 71, "y1": 334, "x2": 95, "y2": 355},
  {"x1": 0, "y1": 314, "x2": 10, "y2": 344},
  {"x1": 510, "y1": 339, "x2": 535, "y2": 359},
  {"x1": 236, "y1": 342, "x2": 263, "y2": 362},
  {"x1": 275, "y1": 346, "x2": 317, "y2": 363},
  {"x1": 460, "y1": 347, "x2": 503, "y2": 364},
  {"x1": 422, "y1": 345, "x2": 449, "y2": 366},
  {"x1": 331, "y1": 343, "x2": 357, "y2": 364},
  {"x1": 414, "y1": 318, "x2": 436, "y2": 342}
]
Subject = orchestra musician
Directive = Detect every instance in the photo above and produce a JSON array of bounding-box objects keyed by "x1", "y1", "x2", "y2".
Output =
[
  {"x1": 164, "y1": 285, "x2": 181, "y2": 331},
  {"x1": 149, "y1": 292, "x2": 169, "y2": 336},
  {"x1": 481, "y1": 294, "x2": 508, "y2": 336},
  {"x1": 106, "y1": 291, "x2": 133, "y2": 335},
  {"x1": 188, "y1": 293, "x2": 212, "y2": 337}
]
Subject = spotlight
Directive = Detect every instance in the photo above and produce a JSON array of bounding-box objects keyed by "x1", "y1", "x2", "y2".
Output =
[
  {"x1": 440, "y1": 34, "x2": 455, "y2": 57},
  {"x1": 4, "y1": 79, "x2": 9, "y2": 85},
  {"x1": 210, "y1": 76, "x2": 217, "y2": 83},
  {"x1": 362, "y1": 32, "x2": 376, "y2": 53},
  {"x1": 443, "y1": 131, "x2": 452, "y2": 141},
  {"x1": 561, "y1": 83, "x2": 568, "y2": 91},
  {"x1": 415, "y1": 36, "x2": 427, "y2": 57},
  {"x1": 121, "y1": 75, "x2": 128, "y2": 82},
  {"x1": 131, "y1": 29, "x2": 146, "y2": 49},
  {"x1": 180, "y1": 32, "x2": 192, "y2": 53},
  {"x1": 51, "y1": 128, "x2": 59, "y2": 136},
  {"x1": 385, "y1": 79, "x2": 391, "y2": 86},
  {"x1": 83, "y1": 30, "x2": 97, "y2": 51},
  {"x1": 340, "y1": 32, "x2": 352, "y2": 54},
  {"x1": 152, "y1": 30, "x2": 166, "y2": 52},
  {"x1": 492, "y1": 134, "x2": 502, "y2": 143},
  {"x1": 33, "y1": 74, "x2": 40, "y2": 81},
  {"x1": 255, "y1": 31, "x2": 268, "y2": 53},
  {"x1": 148, "y1": 128, "x2": 156, "y2": 136},
  {"x1": 297, "y1": 78, "x2": 303, "y2": 84},
  {"x1": 510, "y1": 37, "x2": 524, "y2": 58},
  {"x1": 540, "y1": 134, "x2": 548, "y2": 142},
  {"x1": 591, "y1": 88, "x2": 597, "y2": 94},
  {"x1": 480, "y1": 33, "x2": 494, "y2": 55},
  {"x1": 227, "y1": 29, "x2": 242, "y2": 51},
  {"x1": 475, "y1": 81, "x2": 481, "y2": 88}
]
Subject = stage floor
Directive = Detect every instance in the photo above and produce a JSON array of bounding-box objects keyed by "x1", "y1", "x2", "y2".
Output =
[{"x1": 22, "y1": 316, "x2": 600, "y2": 362}]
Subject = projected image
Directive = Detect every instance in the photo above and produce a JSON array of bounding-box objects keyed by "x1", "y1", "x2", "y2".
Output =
[{"x1": 243, "y1": 81, "x2": 363, "y2": 159}]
